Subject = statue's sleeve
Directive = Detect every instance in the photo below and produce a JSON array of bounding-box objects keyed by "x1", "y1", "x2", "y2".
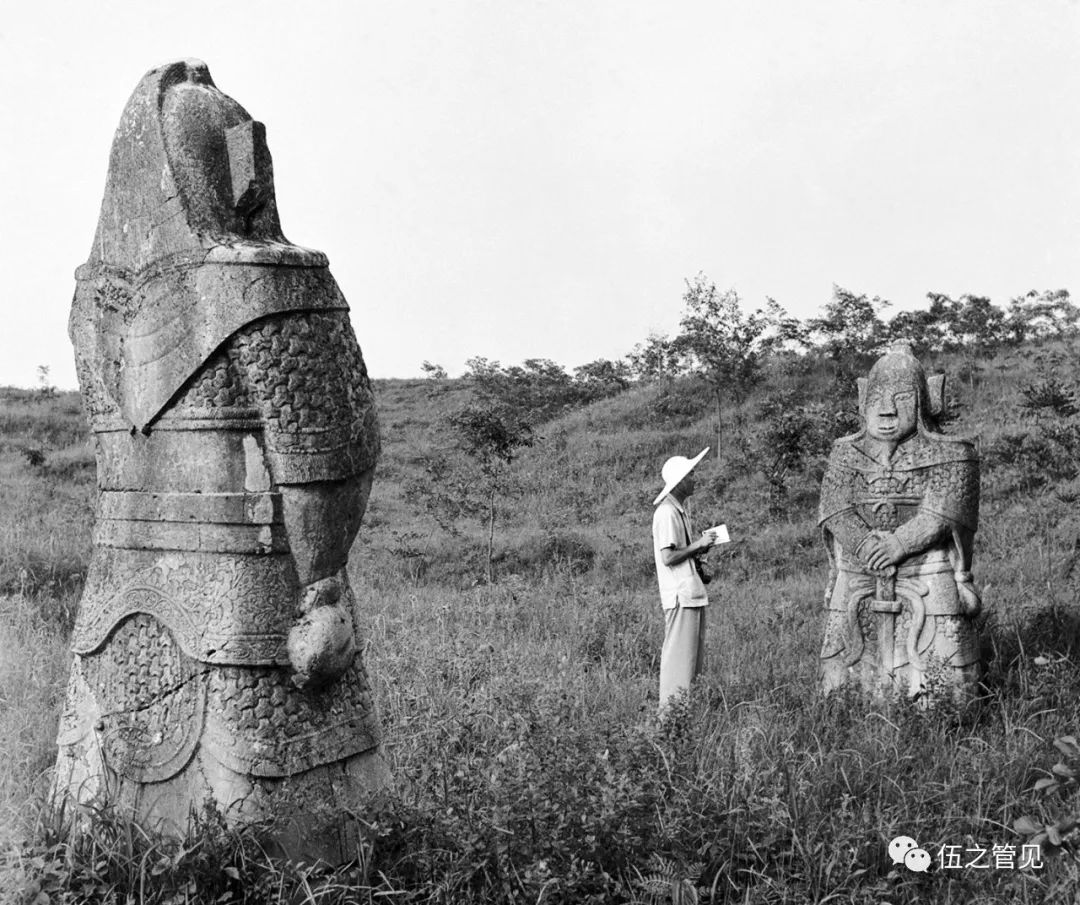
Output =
[
  {"x1": 818, "y1": 445, "x2": 872, "y2": 555},
  {"x1": 231, "y1": 309, "x2": 380, "y2": 585},
  {"x1": 921, "y1": 450, "x2": 979, "y2": 531},
  {"x1": 891, "y1": 510, "x2": 950, "y2": 557},
  {"x1": 893, "y1": 449, "x2": 978, "y2": 556},
  {"x1": 231, "y1": 310, "x2": 380, "y2": 486}
]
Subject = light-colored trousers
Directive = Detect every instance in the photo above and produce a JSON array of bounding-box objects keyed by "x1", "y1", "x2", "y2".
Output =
[{"x1": 659, "y1": 604, "x2": 707, "y2": 710}]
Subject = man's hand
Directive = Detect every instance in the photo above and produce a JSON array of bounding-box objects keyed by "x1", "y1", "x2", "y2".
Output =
[{"x1": 696, "y1": 530, "x2": 718, "y2": 552}]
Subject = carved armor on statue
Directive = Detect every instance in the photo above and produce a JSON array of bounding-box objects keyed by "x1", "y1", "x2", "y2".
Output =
[
  {"x1": 818, "y1": 343, "x2": 981, "y2": 700},
  {"x1": 55, "y1": 60, "x2": 388, "y2": 859}
]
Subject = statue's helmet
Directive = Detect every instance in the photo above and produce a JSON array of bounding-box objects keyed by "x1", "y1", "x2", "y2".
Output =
[
  {"x1": 859, "y1": 341, "x2": 946, "y2": 431},
  {"x1": 81, "y1": 58, "x2": 326, "y2": 275}
]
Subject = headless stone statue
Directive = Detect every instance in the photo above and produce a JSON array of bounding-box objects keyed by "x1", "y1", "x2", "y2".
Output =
[
  {"x1": 818, "y1": 343, "x2": 981, "y2": 700},
  {"x1": 54, "y1": 59, "x2": 389, "y2": 860}
]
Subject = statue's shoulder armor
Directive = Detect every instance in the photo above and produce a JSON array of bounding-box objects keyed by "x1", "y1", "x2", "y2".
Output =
[
  {"x1": 231, "y1": 310, "x2": 380, "y2": 483},
  {"x1": 910, "y1": 434, "x2": 978, "y2": 468},
  {"x1": 820, "y1": 435, "x2": 868, "y2": 523},
  {"x1": 825, "y1": 433, "x2": 873, "y2": 471},
  {"x1": 918, "y1": 435, "x2": 980, "y2": 530}
]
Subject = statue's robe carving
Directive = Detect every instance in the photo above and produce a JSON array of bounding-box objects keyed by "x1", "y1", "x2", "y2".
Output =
[
  {"x1": 54, "y1": 59, "x2": 388, "y2": 859},
  {"x1": 818, "y1": 345, "x2": 981, "y2": 699}
]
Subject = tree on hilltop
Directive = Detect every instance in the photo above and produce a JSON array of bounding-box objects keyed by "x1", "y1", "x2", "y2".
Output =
[
  {"x1": 420, "y1": 360, "x2": 448, "y2": 379},
  {"x1": 463, "y1": 355, "x2": 630, "y2": 423},
  {"x1": 674, "y1": 273, "x2": 776, "y2": 449},
  {"x1": 925, "y1": 292, "x2": 1007, "y2": 387},
  {"x1": 807, "y1": 285, "x2": 890, "y2": 365},
  {"x1": 448, "y1": 404, "x2": 535, "y2": 583},
  {"x1": 1005, "y1": 290, "x2": 1079, "y2": 345},
  {"x1": 36, "y1": 365, "x2": 57, "y2": 400},
  {"x1": 885, "y1": 304, "x2": 947, "y2": 358},
  {"x1": 464, "y1": 356, "x2": 581, "y2": 423},
  {"x1": 573, "y1": 358, "x2": 632, "y2": 396},
  {"x1": 406, "y1": 401, "x2": 535, "y2": 583},
  {"x1": 761, "y1": 296, "x2": 812, "y2": 353},
  {"x1": 627, "y1": 332, "x2": 685, "y2": 382}
]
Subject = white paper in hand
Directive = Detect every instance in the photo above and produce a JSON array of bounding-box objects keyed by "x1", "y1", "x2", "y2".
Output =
[{"x1": 705, "y1": 524, "x2": 730, "y2": 544}]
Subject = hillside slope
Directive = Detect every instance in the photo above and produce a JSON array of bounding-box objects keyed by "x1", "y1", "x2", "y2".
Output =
[{"x1": 361, "y1": 343, "x2": 1080, "y2": 623}]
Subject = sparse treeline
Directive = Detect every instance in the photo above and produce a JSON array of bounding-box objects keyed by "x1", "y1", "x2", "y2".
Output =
[{"x1": 425, "y1": 278, "x2": 1078, "y2": 401}]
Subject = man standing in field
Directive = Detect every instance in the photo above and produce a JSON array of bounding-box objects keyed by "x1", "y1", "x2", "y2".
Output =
[{"x1": 652, "y1": 448, "x2": 718, "y2": 710}]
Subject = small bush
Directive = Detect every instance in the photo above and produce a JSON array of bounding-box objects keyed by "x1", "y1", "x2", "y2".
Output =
[{"x1": 21, "y1": 446, "x2": 45, "y2": 469}]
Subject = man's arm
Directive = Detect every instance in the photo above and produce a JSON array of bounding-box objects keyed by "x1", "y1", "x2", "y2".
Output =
[{"x1": 661, "y1": 532, "x2": 716, "y2": 566}]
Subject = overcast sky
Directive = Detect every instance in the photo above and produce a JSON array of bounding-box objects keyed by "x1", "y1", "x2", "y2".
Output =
[{"x1": 1, "y1": 0, "x2": 1077, "y2": 388}]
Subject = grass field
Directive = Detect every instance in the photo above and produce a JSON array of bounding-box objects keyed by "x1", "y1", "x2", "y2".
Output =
[{"x1": 3, "y1": 344, "x2": 1080, "y2": 903}]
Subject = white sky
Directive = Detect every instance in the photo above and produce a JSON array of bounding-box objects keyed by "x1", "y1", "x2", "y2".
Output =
[{"x1": 1, "y1": 0, "x2": 1078, "y2": 388}]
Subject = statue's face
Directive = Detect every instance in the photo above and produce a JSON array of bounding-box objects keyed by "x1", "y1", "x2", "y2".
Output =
[{"x1": 864, "y1": 384, "x2": 918, "y2": 442}]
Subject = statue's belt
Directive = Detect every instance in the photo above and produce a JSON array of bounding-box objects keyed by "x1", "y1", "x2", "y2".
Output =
[
  {"x1": 830, "y1": 553, "x2": 965, "y2": 617},
  {"x1": 95, "y1": 490, "x2": 288, "y2": 554}
]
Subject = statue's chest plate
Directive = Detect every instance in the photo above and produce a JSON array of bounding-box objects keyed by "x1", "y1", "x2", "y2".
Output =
[{"x1": 852, "y1": 466, "x2": 929, "y2": 531}]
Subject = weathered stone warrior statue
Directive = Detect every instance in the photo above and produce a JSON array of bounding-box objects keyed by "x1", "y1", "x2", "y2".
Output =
[
  {"x1": 818, "y1": 343, "x2": 981, "y2": 699},
  {"x1": 55, "y1": 59, "x2": 388, "y2": 859}
]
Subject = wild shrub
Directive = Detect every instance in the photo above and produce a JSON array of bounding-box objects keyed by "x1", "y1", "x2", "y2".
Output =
[
  {"x1": 497, "y1": 530, "x2": 597, "y2": 578},
  {"x1": 1020, "y1": 375, "x2": 1079, "y2": 419},
  {"x1": 21, "y1": 446, "x2": 45, "y2": 469},
  {"x1": 986, "y1": 371, "x2": 1080, "y2": 492},
  {"x1": 985, "y1": 431, "x2": 1078, "y2": 490},
  {"x1": 742, "y1": 390, "x2": 837, "y2": 517},
  {"x1": 646, "y1": 378, "x2": 712, "y2": 428}
]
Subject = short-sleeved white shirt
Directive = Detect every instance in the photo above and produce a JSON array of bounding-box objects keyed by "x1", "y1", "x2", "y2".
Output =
[{"x1": 652, "y1": 495, "x2": 709, "y2": 610}]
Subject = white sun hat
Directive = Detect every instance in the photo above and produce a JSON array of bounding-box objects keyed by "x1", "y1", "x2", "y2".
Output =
[{"x1": 652, "y1": 447, "x2": 710, "y2": 505}]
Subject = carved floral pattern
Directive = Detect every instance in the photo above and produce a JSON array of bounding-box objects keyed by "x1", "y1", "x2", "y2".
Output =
[{"x1": 73, "y1": 549, "x2": 296, "y2": 665}]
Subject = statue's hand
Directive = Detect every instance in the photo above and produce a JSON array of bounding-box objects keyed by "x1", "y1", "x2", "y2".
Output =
[
  {"x1": 288, "y1": 572, "x2": 357, "y2": 690},
  {"x1": 864, "y1": 532, "x2": 905, "y2": 572},
  {"x1": 298, "y1": 574, "x2": 343, "y2": 614},
  {"x1": 857, "y1": 533, "x2": 882, "y2": 567}
]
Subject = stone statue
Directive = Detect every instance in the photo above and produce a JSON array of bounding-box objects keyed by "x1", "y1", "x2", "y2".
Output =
[
  {"x1": 818, "y1": 343, "x2": 981, "y2": 700},
  {"x1": 54, "y1": 59, "x2": 388, "y2": 860}
]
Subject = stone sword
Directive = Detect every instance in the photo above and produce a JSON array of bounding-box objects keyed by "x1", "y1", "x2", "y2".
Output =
[{"x1": 871, "y1": 565, "x2": 901, "y2": 690}]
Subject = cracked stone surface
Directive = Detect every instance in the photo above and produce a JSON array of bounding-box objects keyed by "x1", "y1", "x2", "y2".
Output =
[{"x1": 55, "y1": 59, "x2": 389, "y2": 863}]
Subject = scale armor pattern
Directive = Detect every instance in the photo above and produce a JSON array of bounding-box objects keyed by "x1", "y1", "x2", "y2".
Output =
[
  {"x1": 81, "y1": 613, "x2": 205, "y2": 783},
  {"x1": 233, "y1": 311, "x2": 374, "y2": 437},
  {"x1": 171, "y1": 347, "x2": 252, "y2": 412},
  {"x1": 203, "y1": 658, "x2": 380, "y2": 777}
]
